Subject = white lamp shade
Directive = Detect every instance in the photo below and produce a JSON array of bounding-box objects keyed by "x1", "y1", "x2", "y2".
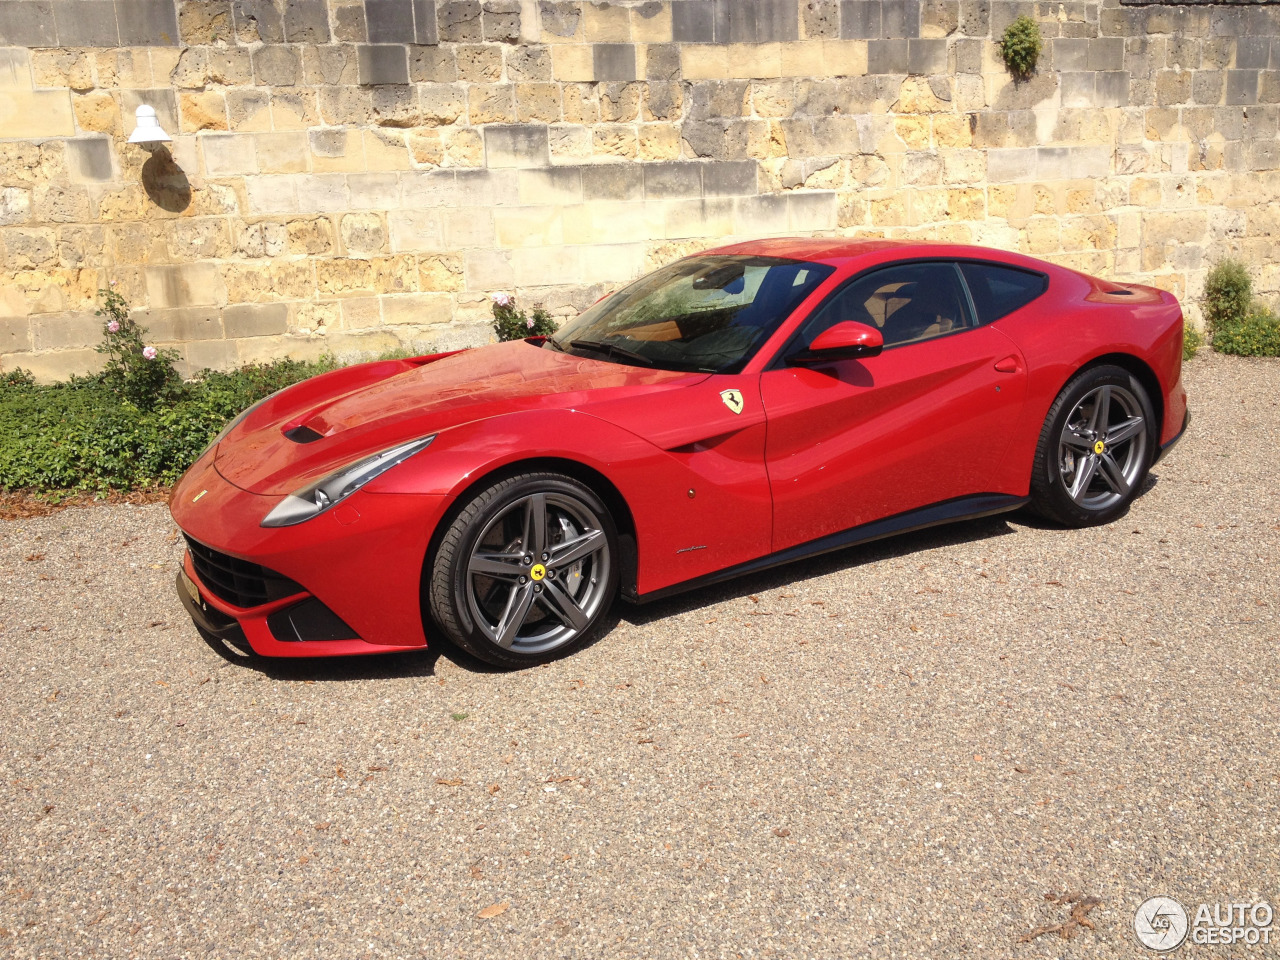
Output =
[{"x1": 128, "y1": 104, "x2": 172, "y2": 144}]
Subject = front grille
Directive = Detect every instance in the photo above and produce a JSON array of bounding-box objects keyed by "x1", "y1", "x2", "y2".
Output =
[{"x1": 185, "y1": 536, "x2": 304, "y2": 609}]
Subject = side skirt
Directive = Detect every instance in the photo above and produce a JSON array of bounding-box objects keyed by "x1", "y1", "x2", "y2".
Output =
[{"x1": 632, "y1": 493, "x2": 1029, "y2": 605}]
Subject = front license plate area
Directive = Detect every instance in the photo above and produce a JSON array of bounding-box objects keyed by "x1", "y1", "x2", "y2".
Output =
[{"x1": 179, "y1": 568, "x2": 200, "y2": 606}]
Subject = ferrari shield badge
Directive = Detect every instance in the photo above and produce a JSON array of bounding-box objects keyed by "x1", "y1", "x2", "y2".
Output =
[{"x1": 720, "y1": 389, "x2": 744, "y2": 415}]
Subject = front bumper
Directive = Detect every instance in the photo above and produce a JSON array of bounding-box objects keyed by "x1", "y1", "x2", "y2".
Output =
[{"x1": 170, "y1": 450, "x2": 454, "y2": 657}]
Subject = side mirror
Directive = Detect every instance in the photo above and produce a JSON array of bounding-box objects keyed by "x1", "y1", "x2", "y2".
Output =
[{"x1": 789, "y1": 321, "x2": 884, "y2": 365}]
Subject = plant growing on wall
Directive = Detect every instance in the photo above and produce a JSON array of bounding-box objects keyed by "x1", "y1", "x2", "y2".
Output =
[
  {"x1": 491, "y1": 293, "x2": 557, "y2": 342},
  {"x1": 1000, "y1": 16, "x2": 1043, "y2": 81},
  {"x1": 95, "y1": 285, "x2": 182, "y2": 411},
  {"x1": 1202, "y1": 258, "x2": 1252, "y2": 333}
]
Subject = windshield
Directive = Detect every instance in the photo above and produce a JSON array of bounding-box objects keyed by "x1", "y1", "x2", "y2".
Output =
[{"x1": 548, "y1": 255, "x2": 834, "y2": 373}]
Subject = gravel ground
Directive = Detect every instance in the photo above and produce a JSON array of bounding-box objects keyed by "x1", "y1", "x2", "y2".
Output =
[{"x1": 0, "y1": 352, "x2": 1276, "y2": 960}]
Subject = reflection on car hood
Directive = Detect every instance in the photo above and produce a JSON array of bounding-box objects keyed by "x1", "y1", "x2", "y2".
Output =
[{"x1": 214, "y1": 340, "x2": 709, "y2": 495}]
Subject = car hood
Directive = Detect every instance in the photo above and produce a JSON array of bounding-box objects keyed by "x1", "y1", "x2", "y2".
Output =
[{"x1": 214, "y1": 340, "x2": 710, "y2": 495}]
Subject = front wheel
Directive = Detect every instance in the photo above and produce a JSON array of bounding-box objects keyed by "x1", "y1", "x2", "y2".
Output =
[
  {"x1": 429, "y1": 472, "x2": 619, "y2": 668},
  {"x1": 1029, "y1": 365, "x2": 1156, "y2": 527}
]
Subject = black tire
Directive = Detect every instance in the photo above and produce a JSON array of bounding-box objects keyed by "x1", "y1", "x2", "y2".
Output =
[
  {"x1": 1029, "y1": 364, "x2": 1157, "y2": 527},
  {"x1": 429, "y1": 472, "x2": 619, "y2": 668}
]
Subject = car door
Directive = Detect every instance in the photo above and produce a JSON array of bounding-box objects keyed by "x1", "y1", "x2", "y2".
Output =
[{"x1": 760, "y1": 260, "x2": 1029, "y2": 552}]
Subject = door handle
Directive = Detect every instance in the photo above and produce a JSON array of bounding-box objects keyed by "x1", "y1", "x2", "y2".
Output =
[{"x1": 993, "y1": 355, "x2": 1021, "y2": 374}]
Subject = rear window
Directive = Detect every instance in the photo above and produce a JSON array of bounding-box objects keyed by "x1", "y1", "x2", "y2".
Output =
[{"x1": 959, "y1": 262, "x2": 1048, "y2": 325}]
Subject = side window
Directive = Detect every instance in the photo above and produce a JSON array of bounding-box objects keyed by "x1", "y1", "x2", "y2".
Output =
[
  {"x1": 958, "y1": 262, "x2": 1047, "y2": 325},
  {"x1": 797, "y1": 262, "x2": 974, "y2": 350}
]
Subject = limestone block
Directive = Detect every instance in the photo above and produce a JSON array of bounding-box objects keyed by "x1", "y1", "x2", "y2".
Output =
[
  {"x1": 407, "y1": 127, "x2": 445, "y2": 166},
  {"x1": 245, "y1": 175, "x2": 299, "y2": 215},
  {"x1": 631, "y1": 2, "x2": 672, "y2": 43},
  {"x1": 444, "y1": 207, "x2": 495, "y2": 247},
  {"x1": 563, "y1": 83, "x2": 600, "y2": 123},
  {"x1": 235, "y1": 220, "x2": 287, "y2": 258},
  {"x1": 0, "y1": 89, "x2": 75, "y2": 138},
  {"x1": 517, "y1": 82, "x2": 562, "y2": 121},
  {"x1": 465, "y1": 248, "x2": 515, "y2": 290},
  {"x1": 0, "y1": 186, "x2": 32, "y2": 226},
  {"x1": 287, "y1": 217, "x2": 336, "y2": 255},
  {"x1": 584, "y1": 2, "x2": 630, "y2": 42},
  {"x1": 469, "y1": 84, "x2": 517, "y2": 123},
  {"x1": 341, "y1": 212, "x2": 388, "y2": 255},
  {"x1": 444, "y1": 126, "x2": 484, "y2": 165},
  {"x1": 600, "y1": 81, "x2": 643, "y2": 122},
  {"x1": 254, "y1": 45, "x2": 301, "y2": 86},
  {"x1": 3, "y1": 228, "x2": 57, "y2": 269},
  {"x1": 225, "y1": 89, "x2": 273, "y2": 132},
  {"x1": 552, "y1": 44, "x2": 595, "y2": 81},
  {"x1": 382, "y1": 292, "x2": 454, "y2": 326},
  {"x1": 167, "y1": 219, "x2": 231, "y2": 261},
  {"x1": 639, "y1": 123, "x2": 681, "y2": 160},
  {"x1": 178, "y1": 0, "x2": 234, "y2": 44},
  {"x1": 145, "y1": 263, "x2": 223, "y2": 308},
  {"x1": 363, "y1": 129, "x2": 412, "y2": 170},
  {"x1": 511, "y1": 245, "x2": 582, "y2": 286},
  {"x1": 549, "y1": 123, "x2": 592, "y2": 161},
  {"x1": 457, "y1": 43, "x2": 504, "y2": 83},
  {"x1": 203, "y1": 134, "x2": 258, "y2": 176},
  {"x1": 593, "y1": 124, "x2": 639, "y2": 159},
  {"x1": 418, "y1": 253, "x2": 465, "y2": 291},
  {"x1": 180, "y1": 91, "x2": 229, "y2": 132},
  {"x1": 507, "y1": 44, "x2": 554, "y2": 81}
]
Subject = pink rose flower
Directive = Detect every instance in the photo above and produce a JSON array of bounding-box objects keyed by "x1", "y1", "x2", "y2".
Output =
[
  {"x1": 107, "y1": 320, "x2": 120, "y2": 333},
  {"x1": 491, "y1": 292, "x2": 512, "y2": 307},
  {"x1": 142, "y1": 346, "x2": 157, "y2": 360},
  {"x1": 526, "y1": 318, "x2": 535, "y2": 329}
]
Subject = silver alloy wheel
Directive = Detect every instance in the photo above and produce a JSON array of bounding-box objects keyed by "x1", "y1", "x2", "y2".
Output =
[
  {"x1": 464, "y1": 491, "x2": 612, "y2": 654},
  {"x1": 1057, "y1": 383, "x2": 1149, "y2": 511}
]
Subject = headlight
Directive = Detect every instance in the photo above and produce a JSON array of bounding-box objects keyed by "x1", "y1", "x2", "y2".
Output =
[
  {"x1": 198, "y1": 388, "x2": 288, "y2": 462},
  {"x1": 260, "y1": 435, "x2": 436, "y2": 528}
]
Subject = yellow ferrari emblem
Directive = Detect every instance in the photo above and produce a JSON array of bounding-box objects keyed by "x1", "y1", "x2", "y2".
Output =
[
  {"x1": 192, "y1": 489, "x2": 208, "y2": 503},
  {"x1": 1093, "y1": 440, "x2": 1106, "y2": 455},
  {"x1": 530, "y1": 563, "x2": 546, "y2": 581},
  {"x1": 720, "y1": 389, "x2": 744, "y2": 415}
]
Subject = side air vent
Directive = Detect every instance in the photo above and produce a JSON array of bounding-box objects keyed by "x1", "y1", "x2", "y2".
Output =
[{"x1": 284, "y1": 425, "x2": 325, "y2": 443}]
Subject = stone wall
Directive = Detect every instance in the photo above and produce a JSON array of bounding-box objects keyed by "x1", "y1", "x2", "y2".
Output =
[{"x1": 1, "y1": 0, "x2": 1278, "y2": 379}]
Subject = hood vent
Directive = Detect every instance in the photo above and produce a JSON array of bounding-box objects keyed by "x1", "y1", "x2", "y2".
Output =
[{"x1": 284, "y1": 425, "x2": 325, "y2": 444}]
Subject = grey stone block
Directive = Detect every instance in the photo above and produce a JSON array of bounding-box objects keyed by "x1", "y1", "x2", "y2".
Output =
[
  {"x1": 788, "y1": 191, "x2": 836, "y2": 231},
  {"x1": 881, "y1": 0, "x2": 919, "y2": 38},
  {"x1": 1087, "y1": 38, "x2": 1124, "y2": 72},
  {"x1": 115, "y1": 0, "x2": 178, "y2": 44},
  {"x1": 413, "y1": 0, "x2": 438, "y2": 43},
  {"x1": 310, "y1": 128, "x2": 349, "y2": 158},
  {"x1": 538, "y1": 0, "x2": 578, "y2": 38},
  {"x1": 283, "y1": 0, "x2": 331, "y2": 41},
  {"x1": 1059, "y1": 71, "x2": 1093, "y2": 109},
  {"x1": 689, "y1": 80, "x2": 748, "y2": 120},
  {"x1": 956, "y1": 0, "x2": 986, "y2": 36},
  {"x1": 645, "y1": 43, "x2": 681, "y2": 81},
  {"x1": 840, "y1": 0, "x2": 880, "y2": 40},
  {"x1": 0, "y1": 2, "x2": 55, "y2": 45},
  {"x1": 254, "y1": 45, "x2": 300, "y2": 86},
  {"x1": 1226, "y1": 69, "x2": 1258, "y2": 105},
  {"x1": 702, "y1": 159, "x2": 757, "y2": 197},
  {"x1": 224, "y1": 303, "x2": 286, "y2": 339},
  {"x1": 868, "y1": 38, "x2": 908, "y2": 75},
  {"x1": 755, "y1": 0, "x2": 798, "y2": 41},
  {"x1": 1096, "y1": 71, "x2": 1129, "y2": 108},
  {"x1": 518, "y1": 166, "x2": 581, "y2": 204},
  {"x1": 672, "y1": 0, "x2": 713, "y2": 42},
  {"x1": 437, "y1": 0, "x2": 481, "y2": 41},
  {"x1": 482, "y1": 0, "x2": 520, "y2": 42},
  {"x1": 907, "y1": 38, "x2": 946, "y2": 75},
  {"x1": 1192, "y1": 70, "x2": 1224, "y2": 106},
  {"x1": 681, "y1": 118, "x2": 750, "y2": 160},
  {"x1": 365, "y1": 0, "x2": 415, "y2": 41},
  {"x1": 358, "y1": 44, "x2": 409, "y2": 85},
  {"x1": 401, "y1": 169, "x2": 457, "y2": 205},
  {"x1": 233, "y1": 0, "x2": 284, "y2": 42},
  {"x1": 454, "y1": 168, "x2": 519, "y2": 206},
  {"x1": 953, "y1": 37, "x2": 982, "y2": 74},
  {"x1": 581, "y1": 164, "x2": 643, "y2": 201},
  {"x1": 54, "y1": 1, "x2": 118, "y2": 46},
  {"x1": 644, "y1": 161, "x2": 703, "y2": 200},
  {"x1": 1053, "y1": 38, "x2": 1088, "y2": 72},
  {"x1": 1210, "y1": 8, "x2": 1245, "y2": 38},
  {"x1": 1272, "y1": 40, "x2": 1280, "y2": 71},
  {"x1": 66, "y1": 137, "x2": 113, "y2": 181},
  {"x1": 484, "y1": 124, "x2": 550, "y2": 167},
  {"x1": 733, "y1": 193, "x2": 788, "y2": 235},
  {"x1": 986, "y1": 146, "x2": 1035, "y2": 182},
  {"x1": 593, "y1": 43, "x2": 635, "y2": 82},
  {"x1": 1249, "y1": 137, "x2": 1280, "y2": 171},
  {"x1": 410, "y1": 44, "x2": 456, "y2": 81},
  {"x1": 1236, "y1": 37, "x2": 1270, "y2": 71}
]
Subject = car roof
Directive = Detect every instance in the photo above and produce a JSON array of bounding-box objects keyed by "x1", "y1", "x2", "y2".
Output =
[{"x1": 703, "y1": 237, "x2": 1054, "y2": 274}]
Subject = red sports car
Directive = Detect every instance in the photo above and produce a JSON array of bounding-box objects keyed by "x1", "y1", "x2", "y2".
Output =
[{"x1": 171, "y1": 239, "x2": 1189, "y2": 667}]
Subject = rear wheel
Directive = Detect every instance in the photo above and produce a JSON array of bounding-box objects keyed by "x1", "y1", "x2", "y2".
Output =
[
  {"x1": 429, "y1": 472, "x2": 618, "y2": 668},
  {"x1": 1030, "y1": 365, "x2": 1156, "y2": 527}
]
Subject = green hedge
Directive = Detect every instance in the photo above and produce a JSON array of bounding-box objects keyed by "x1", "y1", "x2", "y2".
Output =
[{"x1": 0, "y1": 359, "x2": 335, "y2": 493}]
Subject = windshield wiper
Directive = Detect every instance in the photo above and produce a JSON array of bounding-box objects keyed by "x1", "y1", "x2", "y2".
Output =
[
  {"x1": 541, "y1": 336, "x2": 568, "y2": 352},
  {"x1": 568, "y1": 339, "x2": 654, "y2": 367}
]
